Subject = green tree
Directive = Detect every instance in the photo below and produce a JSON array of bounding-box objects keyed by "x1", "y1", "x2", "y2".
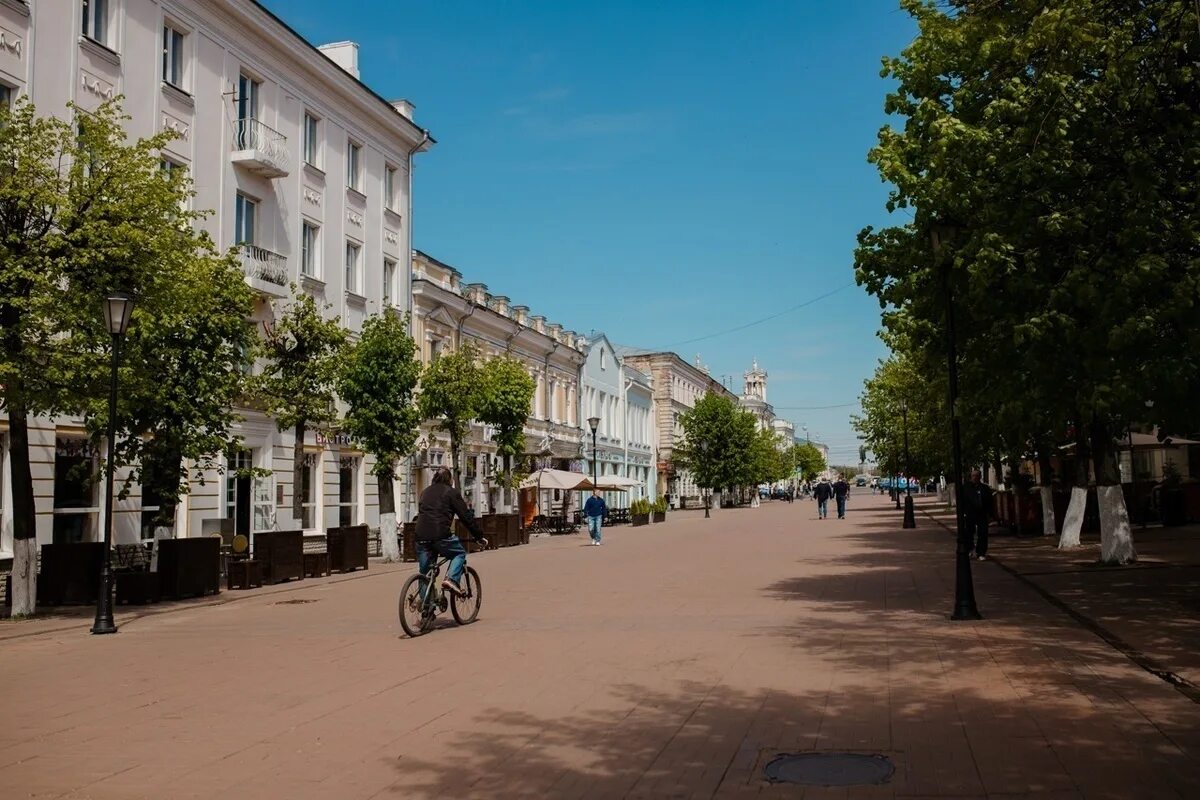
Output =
[
  {"x1": 0, "y1": 98, "x2": 252, "y2": 616},
  {"x1": 418, "y1": 341, "x2": 483, "y2": 487},
  {"x1": 675, "y1": 392, "x2": 755, "y2": 500},
  {"x1": 478, "y1": 356, "x2": 537, "y2": 490},
  {"x1": 339, "y1": 310, "x2": 422, "y2": 562},
  {"x1": 256, "y1": 290, "x2": 348, "y2": 526},
  {"x1": 791, "y1": 442, "x2": 827, "y2": 482}
]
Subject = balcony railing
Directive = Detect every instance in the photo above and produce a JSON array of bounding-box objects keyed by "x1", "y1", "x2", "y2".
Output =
[
  {"x1": 230, "y1": 118, "x2": 290, "y2": 178},
  {"x1": 239, "y1": 244, "x2": 288, "y2": 296}
]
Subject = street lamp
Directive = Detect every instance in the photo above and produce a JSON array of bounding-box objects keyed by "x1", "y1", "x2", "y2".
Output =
[
  {"x1": 699, "y1": 439, "x2": 711, "y2": 518},
  {"x1": 587, "y1": 416, "x2": 601, "y2": 492},
  {"x1": 901, "y1": 400, "x2": 916, "y2": 529},
  {"x1": 932, "y1": 221, "x2": 981, "y2": 621},
  {"x1": 92, "y1": 291, "x2": 134, "y2": 636}
]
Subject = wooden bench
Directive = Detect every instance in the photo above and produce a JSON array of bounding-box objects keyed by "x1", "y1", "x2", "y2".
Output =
[{"x1": 302, "y1": 535, "x2": 330, "y2": 578}]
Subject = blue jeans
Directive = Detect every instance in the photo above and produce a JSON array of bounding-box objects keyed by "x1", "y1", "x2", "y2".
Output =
[
  {"x1": 836, "y1": 496, "x2": 847, "y2": 518},
  {"x1": 417, "y1": 536, "x2": 467, "y2": 595},
  {"x1": 817, "y1": 499, "x2": 828, "y2": 518},
  {"x1": 587, "y1": 515, "x2": 603, "y2": 542}
]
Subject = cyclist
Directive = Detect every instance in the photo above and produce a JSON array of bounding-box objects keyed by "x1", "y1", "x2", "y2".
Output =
[{"x1": 415, "y1": 467, "x2": 484, "y2": 596}]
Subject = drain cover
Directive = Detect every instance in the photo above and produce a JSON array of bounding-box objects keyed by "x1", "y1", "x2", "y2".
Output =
[
  {"x1": 764, "y1": 753, "x2": 894, "y2": 786},
  {"x1": 274, "y1": 598, "x2": 319, "y2": 605}
]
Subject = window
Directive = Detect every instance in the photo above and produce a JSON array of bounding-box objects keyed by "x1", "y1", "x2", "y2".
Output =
[
  {"x1": 162, "y1": 25, "x2": 185, "y2": 88},
  {"x1": 301, "y1": 221, "x2": 319, "y2": 277},
  {"x1": 383, "y1": 258, "x2": 396, "y2": 305},
  {"x1": 300, "y1": 452, "x2": 321, "y2": 528},
  {"x1": 224, "y1": 449, "x2": 252, "y2": 522},
  {"x1": 82, "y1": 0, "x2": 108, "y2": 45},
  {"x1": 601, "y1": 349, "x2": 608, "y2": 370},
  {"x1": 337, "y1": 456, "x2": 359, "y2": 526},
  {"x1": 235, "y1": 194, "x2": 256, "y2": 245},
  {"x1": 303, "y1": 113, "x2": 319, "y2": 167},
  {"x1": 53, "y1": 437, "x2": 97, "y2": 544},
  {"x1": 0, "y1": 85, "x2": 12, "y2": 110},
  {"x1": 429, "y1": 337, "x2": 444, "y2": 361},
  {"x1": 344, "y1": 241, "x2": 361, "y2": 293},
  {"x1": 384, "y1": 165, "x2": 397, "y2": 210},
  {"x1": 237, "y1": 73, "x2": 259, "y2": 121},
  {"x1": 346, "y1": 141, "x2": 362, "y2": 190}
]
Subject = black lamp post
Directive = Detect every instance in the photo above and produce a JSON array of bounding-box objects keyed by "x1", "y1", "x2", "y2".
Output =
[
  {"x1": 699, "y1": 439, "x2": 710, "y2": 518},
  {"x1": 92, "y1": 291, "x2": 134, "y2": 636},
  {"x1": 932, "y1": 222, "x2": 981, "y2": 620},
  {"x1": 901, "y1": 400, "x2": 916, "y2": 529},
  {"x1": 587, "y1": 416, "x2": 600, "y2": 491}
]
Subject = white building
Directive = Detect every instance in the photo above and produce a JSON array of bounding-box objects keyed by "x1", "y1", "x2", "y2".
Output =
[
  {"x1": 739, "y1": 360, "x2": 775, "y2": 431},
  {"x1": 579, "y1": 334, "x2": 656, "y2": 508},
  {"x1": 0, "y1": 0, "x2": 432, "y2": 556}
]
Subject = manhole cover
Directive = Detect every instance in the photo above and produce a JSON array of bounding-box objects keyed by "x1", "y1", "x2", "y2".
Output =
[
  {"x1": 763, "y1": 753, "x2": 894, "y2": 786},
  {"x1": 274, "y1": 598, "x2": 319, "y2": 605}
]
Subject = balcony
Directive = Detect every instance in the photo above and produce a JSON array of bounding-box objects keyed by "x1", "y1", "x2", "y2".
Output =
[
  {"x1": 239, "y1": 244, "x2": 289, "y2": 297},
  {"x1": 230, "y1": 118, "x2": 290, "y2": 178}
]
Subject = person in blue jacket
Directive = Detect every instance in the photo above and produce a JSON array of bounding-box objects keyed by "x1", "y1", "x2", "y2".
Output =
[{"x1": 584, "y1": 489, "x2": 607, "y2": 546}]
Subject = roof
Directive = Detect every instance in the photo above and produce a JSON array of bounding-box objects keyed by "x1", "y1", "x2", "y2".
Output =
[
  {"x1": 249, "y1": 1, "x2": 435, "y2": 145},
  {"x1": 412, "y1": 249, "x2": 463, "y2": 278}
]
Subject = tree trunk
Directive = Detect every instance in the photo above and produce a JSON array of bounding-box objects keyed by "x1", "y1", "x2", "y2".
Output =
[
  {"x1": 1038, "y1": 449, "x2": 1056, "y2": 536},
  {"x1": 8, "y1": 402, "x2": 38, "y2": 617},
  {"x1": 292, "y1": 420, "x2": 306, "y2": 524},
  {"x1": 1090, "y1": 421, "x2": 1136, "y2": 565},
  {"x1": 451, "y1": 432, "x2": 462, "y2": 489},
  {"x1": 378, "y1": 467, "x2": 400, "y2": 563},
  {"x1": 1059, "y1": 426, "x2": 1090, "y2": 549}
]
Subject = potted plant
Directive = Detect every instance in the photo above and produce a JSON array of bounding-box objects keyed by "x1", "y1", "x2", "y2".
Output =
[
  {"x1": 651, "y1": 496, "x2": 667, "y2": 523},
  {"x1": 631, "y1": 498, "x2": 651, "y2": 527}
]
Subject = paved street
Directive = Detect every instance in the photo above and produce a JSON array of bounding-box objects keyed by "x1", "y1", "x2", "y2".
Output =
[{"x1": 4, "y1": 494, "x2": 1200, "y2": 799}]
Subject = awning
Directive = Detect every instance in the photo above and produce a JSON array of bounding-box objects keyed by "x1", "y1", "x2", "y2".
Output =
[
  {"x1": 592, "y1": 475, "x2": 643, "y2": 491},
  {"x1": 520, "y1": 469, "x2": 594, "y2": 491}
]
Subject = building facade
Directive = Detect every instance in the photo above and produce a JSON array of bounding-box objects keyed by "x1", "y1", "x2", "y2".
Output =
[
  {"x1": 618, "y1": 350, "x2": 736, "y2": 505},
  {"x1": 410, "y1": 251, "x2": 586, "y2": 521},
  {"x1": 0, "y1": 0, "x2": 431, "y2": 557},
  {"x1": 579, "y1": 335, "x2": 656, "y2": 508}
]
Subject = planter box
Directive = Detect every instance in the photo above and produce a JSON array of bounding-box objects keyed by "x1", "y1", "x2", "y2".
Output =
[
  {"x1": 157, "y1": 537, "x2": 221, "y2": 600},
  {"x1": 253, "y1": 530, "x2": 304, "y2": 584},
  {"x1": 116, "y1": 571, "x2": 160, "y2": 605},
  {"x1": 632, "y1": 514, "x2": 650, "y2": 527},
  {"x1": 37, "y1": 542, "x2": 104, "y2": 605},
  {"x1": 328, "y1": 525, "x2": 370, "y2": 572},
  {"x1": 652, "y1": 511, "x2": 666, "y2": 523}
]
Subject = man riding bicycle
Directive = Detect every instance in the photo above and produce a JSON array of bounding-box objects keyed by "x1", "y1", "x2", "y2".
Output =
[{"x1": 415, "y1": 467, "x2": 484, "y2": 596}]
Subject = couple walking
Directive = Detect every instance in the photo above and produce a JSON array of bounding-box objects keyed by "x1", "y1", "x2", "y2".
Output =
[{"x1": 813, "y1": 476, "x2": 850, "y2": 519}]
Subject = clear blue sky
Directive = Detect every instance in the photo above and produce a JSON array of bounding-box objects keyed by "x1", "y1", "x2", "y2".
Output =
[{"x1": 263, "y1": 0, "x2": 915, "y2": 465}]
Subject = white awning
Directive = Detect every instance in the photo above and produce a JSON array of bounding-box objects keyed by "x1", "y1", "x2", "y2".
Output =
[{"x1": 520, "y1": 469, "x2": 594, "y2": 491}]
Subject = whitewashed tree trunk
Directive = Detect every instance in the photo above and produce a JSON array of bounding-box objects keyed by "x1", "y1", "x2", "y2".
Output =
[
  {"x1": 1058, "y1": 486, "x2": 1087, "y2": 548},
  {"x1": 380, "y1": 511, "x2": 400, "y2": 563},
  {"x1": 10, "y1": 537, "x2": 37, "y2": 616},
  {"x1": 1039, "y1": 486, "x2": 1056, "y2": 537},
  {"x1": 1097, "y1": 485, "x2": 1136, "y2": 564},
  {"x1": 946, "y1": 483, "x2": 956, "y2": 508}
]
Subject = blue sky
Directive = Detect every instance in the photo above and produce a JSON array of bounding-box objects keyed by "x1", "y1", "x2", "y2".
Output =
[{"x1": 264, "y1": 0, "x2": 916, "y2": 464}]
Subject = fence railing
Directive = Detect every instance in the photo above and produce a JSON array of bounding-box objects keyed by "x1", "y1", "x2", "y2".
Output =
[
  {"x1": 239, "y1": 243, "x2": 288, "y2": 287},
  {"x1": 231, "y1": 117, "x2": 290, "y2": 176}
]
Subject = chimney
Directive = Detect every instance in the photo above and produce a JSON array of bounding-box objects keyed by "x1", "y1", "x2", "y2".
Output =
[
  {"x1": 318, "y1": 42, "x2": 360, "y2": 80},
  {"x1": 391, "y1": 99, "x2": 416, "y2": 120}
]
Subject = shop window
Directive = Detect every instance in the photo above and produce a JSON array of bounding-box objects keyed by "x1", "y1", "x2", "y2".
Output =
[
  {"x1": 53, "y1": 437, "x2": 97, "y2": 544},
  {"x1": 300, "y1": 452, "x2": 320, "y2": 529},
  {"x1": 337, "y1": 456, "x2": 359, "y2": 526}
]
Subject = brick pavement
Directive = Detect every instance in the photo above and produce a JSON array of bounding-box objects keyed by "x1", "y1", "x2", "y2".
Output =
[{"x1": 2, "y1": 494, "x2": 1200, "y2": 799}]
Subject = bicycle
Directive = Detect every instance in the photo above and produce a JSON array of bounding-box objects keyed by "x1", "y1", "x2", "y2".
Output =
[{"x1": 398, "y1": 541, "x2": 485, "y2": 637}]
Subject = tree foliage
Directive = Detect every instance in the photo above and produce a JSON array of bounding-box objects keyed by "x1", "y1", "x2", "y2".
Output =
[
  {"x1": 478, "y1": 355, "x2": 537, "y2": 488},
  {"x1": 676, "y1": 392, "x2": 757, "y2": 491},
  {"x1": 418, "y1": 340, "x2": 483, "y2": 484},
  {"x1": 791, "y1": 442, "x2": 827, "y2": 481}
]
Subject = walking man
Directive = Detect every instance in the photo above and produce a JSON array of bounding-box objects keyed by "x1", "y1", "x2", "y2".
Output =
[
  {"x1": 584, "y1": 489, "x2": 607, "y2": 546},
  {"x1": 833, "y1": 475, "x2": 851, "y2": 519},
  {"x1": 813, "y1": 477, "x2": 833, "y2": 519},
  {"x1": 963, "y1": 469, "x2": 993, "y2": 560}
]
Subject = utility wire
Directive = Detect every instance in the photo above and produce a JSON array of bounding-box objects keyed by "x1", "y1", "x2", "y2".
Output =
[{"x1": 663, "y1": 282, "x2": 855, "y2": 348}]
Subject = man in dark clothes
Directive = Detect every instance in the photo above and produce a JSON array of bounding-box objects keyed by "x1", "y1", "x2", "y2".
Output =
[
  {"x1": 963, "y1": 468, "x2": 993, "y2": 560},
  {"x1": 415, "y1": 467, "x2": 484, "y2": 595},
  {"x1": 813, "y1": 478, "x2": 834, "y2": 520},
  {"x1": 832, "y1": 476, "x2": 851, "y2": 519}
]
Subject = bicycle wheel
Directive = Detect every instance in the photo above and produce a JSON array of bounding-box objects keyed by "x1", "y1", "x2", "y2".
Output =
[
  {"x1": 398, "y1": 573, "x2": 435, "y2": 637},
  {"x1": 450, "y1": 567, "x2": 482, "y2": 625}
]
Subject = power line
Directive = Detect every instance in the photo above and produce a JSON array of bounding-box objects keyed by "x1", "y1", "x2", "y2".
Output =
[
  {"x1": 663, "y1": 283, "x2": 855, "y2": 348},
  {"x1": 773, "y1": 403, "x2": 859, "y2": 411}
]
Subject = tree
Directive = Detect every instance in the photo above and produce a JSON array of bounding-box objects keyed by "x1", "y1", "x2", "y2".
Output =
[
  {"x1": 256, "y1": 290, "x2": 348, "y2": 527},
  {"x1": 747, "y1": 428, "x2": 791, "y2": 488},
  {"x1": 791, "y1": 442, "x2": 827, "y2": 482},
  {"x1": 478, "y1": 356, "x2": 537, "y2": 491},
  {"x1": 418, "y1": 341, "x2": 483, "y2": 487},
  {"x1": 675, "y1": 392, "x2": 755, "y2": 499},
  {"x1": 339, "y1": 310, "x2": 422, "y2": 562},
  {"x1": 1, "y1": 98, "x2": 251, "y2": 616}
]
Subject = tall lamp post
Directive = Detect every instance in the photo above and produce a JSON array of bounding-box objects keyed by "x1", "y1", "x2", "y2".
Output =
[
  {"x1": 901, "y1": 400, "x2": 916, "y2": 529},
  {"x1": 699, "y1": 439, "x2": 710, "y2": 518},
  {"x1": 587, "y1": 416, "x2": 601, "y2": 491},
  {"x1": 932, "y1": 222, "x2": 981, "y2": 620},
  {"x1": 92, "y1": 292, "x2": 134, "y2": 636}
]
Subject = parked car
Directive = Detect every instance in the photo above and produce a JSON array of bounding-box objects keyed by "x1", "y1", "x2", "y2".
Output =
[{"x1": 855, "y1": 476, "x2": 868, "y2": 487}]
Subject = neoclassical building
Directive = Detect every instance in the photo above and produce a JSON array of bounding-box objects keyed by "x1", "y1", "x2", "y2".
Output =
[
  {"x1": 0, "y1": 0, "x2": 431, "y2": 556},
  {"x1": 739, "y1": 360, "x2": 776, "y2": 431},
  {"x1": 410, "y1": 251, "x2": 586, "y2": 520}
]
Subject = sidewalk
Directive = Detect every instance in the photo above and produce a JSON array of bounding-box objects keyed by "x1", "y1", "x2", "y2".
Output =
[{"x1": 918, "y1": 497, "x2": 1200, "y2": 694}]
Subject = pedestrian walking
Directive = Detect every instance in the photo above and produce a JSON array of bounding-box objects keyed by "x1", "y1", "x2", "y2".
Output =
[
  {"x1": 963, "y1": 469, "x2": 993, "y2": 559},
  {"x1": 833, "y1": 475, "x2": 850, "y2": 519},
  {"x1": 813, "y1": 478, "x2": 833, "y2": 519},
  {"x1": 584, "y1": 489, "x2": 607, "y2": 546}
]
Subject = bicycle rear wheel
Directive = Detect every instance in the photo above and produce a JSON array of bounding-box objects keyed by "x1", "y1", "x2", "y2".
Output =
[
  {"x1": 450, "y1": 567, "x2": 482, "y2": 625},
  {"x1": 399, "y1": 573, "x2": 435, "y2": 637}
]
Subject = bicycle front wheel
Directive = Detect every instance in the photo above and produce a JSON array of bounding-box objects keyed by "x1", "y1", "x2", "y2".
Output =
[
  {"x1": 399, "y1": 573, "x2": 435, "y2": 637},
  {"x1": 450, "y1": 567, "x2": 482, "y2": 625}
]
